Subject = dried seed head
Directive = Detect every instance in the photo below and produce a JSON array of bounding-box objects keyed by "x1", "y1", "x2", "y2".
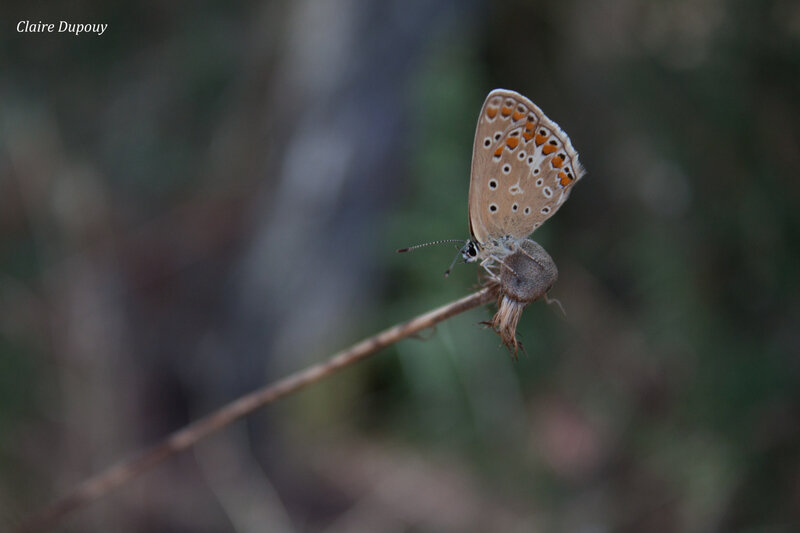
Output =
[
  {"x1": 500, "y1": 240, "x2": 558, "y2": 303},
  {"x1": 491, "y1": 240, "x2": 558, "y2": 355}
]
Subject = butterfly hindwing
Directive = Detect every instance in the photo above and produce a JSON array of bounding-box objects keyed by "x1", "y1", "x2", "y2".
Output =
[{"x1": 468, "y1": 89, "x2": 585, "y2": 244}]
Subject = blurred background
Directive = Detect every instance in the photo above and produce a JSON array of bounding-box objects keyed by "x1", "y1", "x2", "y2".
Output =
[{"x1": 2, "y1": 1, "x2": 799, "y2": 531}]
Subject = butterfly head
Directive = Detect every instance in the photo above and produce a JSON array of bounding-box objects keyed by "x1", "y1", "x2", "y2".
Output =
[{"x1": 460, "y1": 240, "x2": 479, "y2": 263}]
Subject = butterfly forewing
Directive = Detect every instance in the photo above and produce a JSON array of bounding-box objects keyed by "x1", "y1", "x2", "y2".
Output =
[{"x1": 468, "y1": 89, "x2": 585, "y2": 245}]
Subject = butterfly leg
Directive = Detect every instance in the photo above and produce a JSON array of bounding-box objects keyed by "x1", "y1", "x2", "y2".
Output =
[
  {"x1": 494, "y1": 256, "x2": 521, "y2": 278},
  {"x1": 516, "y1": 241, "x2": 548, "y2": 271},
  {"x1": 544, "y1": 293, "x2": 567, "y2": 317},
  {"x1": 479, "y1": 256, "x2": 501, "y2": 280}
]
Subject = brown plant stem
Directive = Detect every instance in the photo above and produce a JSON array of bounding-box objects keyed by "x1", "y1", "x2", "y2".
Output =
[{"x1": 13, "y1": 286, "x2": 497, "y2": 533}]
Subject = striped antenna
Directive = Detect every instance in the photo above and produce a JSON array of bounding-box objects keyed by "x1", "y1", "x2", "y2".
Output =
[
  {"x1": 396, "y1": 239, "x2": 465, "y2": 253},
  {"x1": 444, "y1": 249, "x2": 463, "y2": 278}
]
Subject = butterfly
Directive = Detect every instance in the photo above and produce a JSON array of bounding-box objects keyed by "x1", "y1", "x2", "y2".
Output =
[
  {"x1": 456, "y1": 88, "x2": 585, "y2": 277},
  {"x1": 399, "y1": 89, "x2": 585, "y2": 279}
]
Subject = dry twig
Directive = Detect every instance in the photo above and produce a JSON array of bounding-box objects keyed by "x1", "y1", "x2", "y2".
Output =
[{"x1": 13, "y1": 286, "x2": 497, "y2": 533}]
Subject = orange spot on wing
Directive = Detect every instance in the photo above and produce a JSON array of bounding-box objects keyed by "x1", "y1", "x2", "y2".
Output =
[
  {"x1": 542, "y1": 144, "x2": 557, "y2": 155},
  {"x1": 494, "y1": 146, "x2": 504, "y2": 157},
  {"x1": 487, "y1": 107, "x2": 498, "y2": 119},
  {"x1": 506, "y1": 137, "x2": 519, "y2": 149},
  {"x1": 535, "y1": 133, "x2": 548, "y2": 146},
  {"x1": 525, "y1": 120, "x2": 535, "y2": 131},
  {"x1": 551, "y1": 154, "x2": 565, "y2": 168},
  {"x1": 559, "y1": 171, "x2": 574, "y2": 187},
  {"x1": 512, "y1": 110, "x2": 525, "y2": 121},
  {"x1": 501, "y1": 106, "x2": 513, "y2": 117},
  {"x1": 522, "y1": 131, "x2": 534, "y2": 141}
]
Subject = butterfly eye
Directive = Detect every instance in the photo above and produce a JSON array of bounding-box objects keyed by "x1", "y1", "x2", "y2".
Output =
[{"x1": 469, "y1": 244, "x2": 477, "y2": 257}]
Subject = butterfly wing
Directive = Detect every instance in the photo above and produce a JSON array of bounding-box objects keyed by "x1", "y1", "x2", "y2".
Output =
[{"x1": 468, "y1": 89, "x2": 585, "y2": 244}]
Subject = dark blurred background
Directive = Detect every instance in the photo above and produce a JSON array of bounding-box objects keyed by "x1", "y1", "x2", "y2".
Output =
[{"x1": 2, "y1": 1, "x2": 799, "y2": 531}]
